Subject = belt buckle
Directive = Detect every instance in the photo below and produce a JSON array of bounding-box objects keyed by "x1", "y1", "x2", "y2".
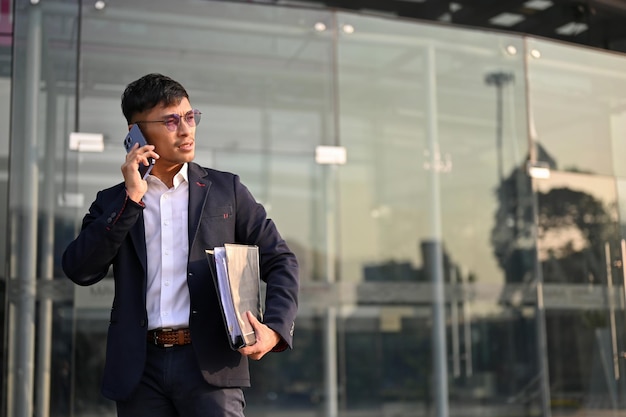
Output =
[{"x1": 158, "y1": 328, "x2": 174, "y2": 348}]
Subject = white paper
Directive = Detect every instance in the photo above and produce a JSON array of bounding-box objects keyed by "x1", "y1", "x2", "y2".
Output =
[{"x1": 214, "y1": 247, "x2": 239, "y2": 344}]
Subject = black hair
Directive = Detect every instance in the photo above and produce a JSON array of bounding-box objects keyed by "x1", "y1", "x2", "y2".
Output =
[{"x1": 121, "y1": 73, "x2": 190, "y2": 124}]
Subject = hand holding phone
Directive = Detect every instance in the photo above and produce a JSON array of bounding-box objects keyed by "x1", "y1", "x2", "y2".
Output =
[{"x1": 123, "y1": 124, "x2": 155, "y2": 179}]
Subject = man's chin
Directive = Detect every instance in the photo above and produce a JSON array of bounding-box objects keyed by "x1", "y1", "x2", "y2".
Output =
[{"x1": 179, "y1": 152, "x2": 195, "y2": 163}]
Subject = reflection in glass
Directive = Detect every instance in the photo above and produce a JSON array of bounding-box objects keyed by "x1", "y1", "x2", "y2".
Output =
[
  {"x1": 337, "y1": 10, "x2": 541, "y2": 416},
  {"x1": 536, "y1": 170, "x2": 626, "y2": 413},
  {"x1": 527, "y1": 39, "x2": 626, "y2": 177},
  {"x1": 8, "y1": 0, "x2": 626, "y2": 416}
]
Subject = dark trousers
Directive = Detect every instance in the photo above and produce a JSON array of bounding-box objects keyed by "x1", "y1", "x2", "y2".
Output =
[{"x1": 116, "y1": 343, "x2": 246, "y2": 417}]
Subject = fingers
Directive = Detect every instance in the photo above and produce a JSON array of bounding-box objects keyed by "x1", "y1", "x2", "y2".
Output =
[
  {"x1": 122, "y1": 144, "x2": 158, "y2": 178},
  {"x1": 122, "y1": 144, "x2": 158, "y2": 202},
  {"x1": 238, "y1": 312, "x2": 280, "y2": 361},
  {"x1": 126, "y1": 143, "x2": 158, "y2": 168},
  {"x1": 246, "y1": 311, "x2": 261, "y2": 328}
]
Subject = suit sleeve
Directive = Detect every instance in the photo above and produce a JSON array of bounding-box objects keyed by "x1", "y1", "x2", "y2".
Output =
[
  {"x1": 232, "y1": 175, "x2": 299, "y2": 350},
  {"x1": 62, "y1": 186, "x2": 144, "y2": 286}
]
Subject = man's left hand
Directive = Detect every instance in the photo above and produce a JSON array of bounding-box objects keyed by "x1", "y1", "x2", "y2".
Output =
[{"x1": 238, "y1": 311, "x2": 281, "y2": 360}]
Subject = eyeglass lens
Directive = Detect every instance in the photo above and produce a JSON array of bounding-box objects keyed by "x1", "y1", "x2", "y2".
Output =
[{"x1": 164, "y1": 110, "x2": 201, "y2": 131}]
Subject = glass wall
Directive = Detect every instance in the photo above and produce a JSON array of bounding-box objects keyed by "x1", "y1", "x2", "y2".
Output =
[
  {"x1": 335, "y1": 13, "x2": 537, "y2": 416},
  {"x1": 6, "y1": 1, "x2": 79, "y2": 417},
  {"x1": 70, "y1": 1, "x2": 334, "y2": 415},
  {"x1": 6, "y1": 1, "x2": 626, "y2": 417},
  {"x1": 527, "y1": 38, "x2": 626, "y2": 414}
]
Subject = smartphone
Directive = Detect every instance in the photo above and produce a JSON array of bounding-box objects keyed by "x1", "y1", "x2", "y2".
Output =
[{"x1": 123, "y1": 124, "x2": 154, "y2": 179}]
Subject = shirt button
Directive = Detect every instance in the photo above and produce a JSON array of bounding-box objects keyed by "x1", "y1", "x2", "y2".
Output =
[{"x1": 164, "y1": 281, "x2": 170, "y2": 286}]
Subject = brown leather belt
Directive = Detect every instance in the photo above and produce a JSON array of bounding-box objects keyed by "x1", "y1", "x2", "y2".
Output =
[{"x1": 147, "y1": 328, "x2": 191, "y2": 347}]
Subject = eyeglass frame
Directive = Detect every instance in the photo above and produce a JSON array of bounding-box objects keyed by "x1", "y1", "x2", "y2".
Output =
[{"x1": 134, "y1": 109, "x2": 202, "y2": 132}]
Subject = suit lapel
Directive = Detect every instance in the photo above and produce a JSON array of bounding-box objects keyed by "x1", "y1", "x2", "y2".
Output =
[{"x1": 188, "y1": 163, "x2": 211, "y2": 249}]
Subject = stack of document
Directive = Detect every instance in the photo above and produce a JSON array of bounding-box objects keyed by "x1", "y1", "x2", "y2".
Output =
[{"x1": 206, "y1": 244, "x2": 263, "y2": 350}]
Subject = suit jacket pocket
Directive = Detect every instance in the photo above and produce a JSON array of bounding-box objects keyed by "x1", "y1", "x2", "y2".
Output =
[{"x1": 205, "y1": 205, "x2": 233, "y2": 221}]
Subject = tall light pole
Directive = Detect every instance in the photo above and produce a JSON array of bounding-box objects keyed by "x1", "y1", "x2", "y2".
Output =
[{"x1": 485, "y1": 71, "x2": 514, "y2": 183}]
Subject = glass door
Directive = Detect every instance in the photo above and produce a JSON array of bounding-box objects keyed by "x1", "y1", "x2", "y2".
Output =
[{"x1": 535, "y1": 170, "x2": 626, "y2": 415}]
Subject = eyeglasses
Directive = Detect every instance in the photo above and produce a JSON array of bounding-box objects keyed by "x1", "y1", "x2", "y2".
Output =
[{"x1": 135, "y1": 109, "x2": 202, "y2": 132}]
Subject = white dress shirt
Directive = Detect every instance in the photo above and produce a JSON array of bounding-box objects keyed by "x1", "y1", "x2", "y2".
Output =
[{"x1": 143, "y1": 163, "x2": 190, "y2": 330}]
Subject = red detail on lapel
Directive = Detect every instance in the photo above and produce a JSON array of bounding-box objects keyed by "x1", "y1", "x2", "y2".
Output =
[
  {"x1": 223, "y1": 213, "x2": 229, "y2": 219},
  {"x1": 196, "y1": 182, "x2": 206, "y2": 187}
]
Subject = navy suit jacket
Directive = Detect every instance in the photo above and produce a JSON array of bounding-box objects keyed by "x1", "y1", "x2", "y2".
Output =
[{"x1": 62, "y1": 162, "x2": 299, "y2": 401}]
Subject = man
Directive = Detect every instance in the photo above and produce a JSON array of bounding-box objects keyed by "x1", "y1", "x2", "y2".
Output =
[{"x1": 62, "y1": 73, "x2": 299, "y2": 417}]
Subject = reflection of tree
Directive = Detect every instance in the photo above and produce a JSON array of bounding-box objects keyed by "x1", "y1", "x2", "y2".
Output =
[
  {"x1": 531, "y1": 181, "x2": 618, "y2": 407},
  {"x1": 536, "y1": 187, "x2": 616, "y2": 284},
  {"x1": 490, "y1": 146, "x2": 622, "y2": 408},
  {"x1": 490, "y1": 163, "x2": 616, "y2": 284},
  {"x1": 490, "y1": 164, "x2": 534, "y2": 284}
]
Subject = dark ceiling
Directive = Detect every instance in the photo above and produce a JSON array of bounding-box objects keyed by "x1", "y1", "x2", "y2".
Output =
[{"x1": 279, "y1": 0, "x2": 626, "y2": 53}]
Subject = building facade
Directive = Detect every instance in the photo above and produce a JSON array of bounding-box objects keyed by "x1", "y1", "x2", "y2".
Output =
[{"x1": 3, "y1": 0, "x2": 626, "y2": 416}]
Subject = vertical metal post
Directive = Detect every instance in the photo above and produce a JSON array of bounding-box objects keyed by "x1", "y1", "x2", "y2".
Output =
[
  {"x1": 605, "y1": 242, "x2": 620, "y2": 383},
  {"x1": 602, "y1": 242, "x2": 620, "y2": 410},
  {"x1": 461, "y1": 267, "x2": 473, "y2": 377},
  {"x1": 533, "y1": 279, "x2": 551, "y2": 417},
  {"x1": 450, "y1": 268, "x2": 460, "y2": 378},
  {"x1": 35, "y1": 66, "x2": 58, "y2": 417},
  {"x1": 424, "y1": 45, "x2": 449, "y2": 417},
  {"x1": 621, "y1": 239, "x2": 626, "y2": 310},
  {"x1": 12, "y1": 3, "x2": 42, "y2": 417},
  {"x1": 322, "y1": 12, "x2": 340, "y2": 417},
  {"x1": 323, "y1": 163, "x2": 338, "y2": 417},
  {"x1": 523, "y1": 38, "x2": 552, "y2": 417},
  {"x1": 324, "y1": 307, "x2": 338, "y2": 417}
]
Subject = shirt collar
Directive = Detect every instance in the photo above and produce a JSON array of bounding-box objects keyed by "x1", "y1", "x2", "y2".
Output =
[
  {"x1": 172, "y1": 163, "x2": 189, "y2": 189},
  {"x1": 147, "y1": 163, "x2": 189, "y2": 189}
]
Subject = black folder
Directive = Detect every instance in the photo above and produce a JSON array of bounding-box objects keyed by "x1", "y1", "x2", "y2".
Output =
[{"x1": 206, "y1": 244, "x2": 263, "y2": 350}]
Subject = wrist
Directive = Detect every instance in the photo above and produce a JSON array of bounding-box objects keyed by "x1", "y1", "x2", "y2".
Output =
[{"x1": 125, "y1": 189, "x2": 144, "y2": 205}]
